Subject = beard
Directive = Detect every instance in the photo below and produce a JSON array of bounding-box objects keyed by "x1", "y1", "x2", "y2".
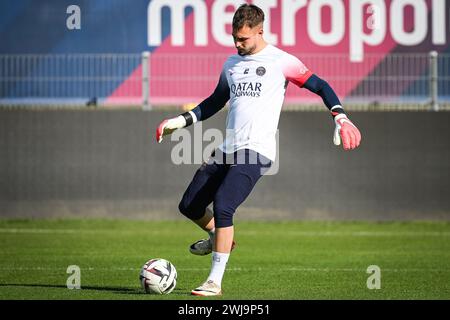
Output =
[{"x1": 237, "y1": 44, "x2": 257, "y2": 56}]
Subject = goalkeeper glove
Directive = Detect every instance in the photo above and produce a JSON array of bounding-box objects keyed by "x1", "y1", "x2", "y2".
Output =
[
  {"x1": 156, "y1": 111, "x2": 196, "y2": 143},
  {"x1": 333, "y1": 114, "x2": 361, "y2": 150}
]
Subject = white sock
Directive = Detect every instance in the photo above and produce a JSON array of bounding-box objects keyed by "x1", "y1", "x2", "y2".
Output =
[{"x1": 207, "y1": 251, "x2": 230, "y2": 287}]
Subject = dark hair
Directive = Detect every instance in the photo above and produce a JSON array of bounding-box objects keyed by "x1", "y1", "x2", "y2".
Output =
[{"x1": 232, "y1": 4, "x2": 265, "y2": 32}]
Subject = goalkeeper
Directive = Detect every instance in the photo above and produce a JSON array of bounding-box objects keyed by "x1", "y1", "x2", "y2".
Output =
[{"x1": 156, "y1": 4, "x2": 361, "y2": 296}]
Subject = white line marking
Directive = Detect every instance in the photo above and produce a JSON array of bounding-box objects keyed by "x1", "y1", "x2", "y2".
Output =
[
  {"x1": 0, "y1": 228, "x2": 449, "y2": 237},
  {"x1": 0, "y1": 266, "x2": 448, "y2": 273}
]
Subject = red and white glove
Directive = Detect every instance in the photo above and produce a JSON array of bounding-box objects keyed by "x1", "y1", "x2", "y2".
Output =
[
  {"x1": 333, "y1": 114, "x2": 361, "y2": 150},
  {"x1": 155, "y1": 115, "x2": 186, "y2": 143}
]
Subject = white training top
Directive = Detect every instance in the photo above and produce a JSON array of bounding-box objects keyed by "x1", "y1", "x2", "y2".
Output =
[{"x1": 217, "y1": 44, "x2": 312, "y2": 161}]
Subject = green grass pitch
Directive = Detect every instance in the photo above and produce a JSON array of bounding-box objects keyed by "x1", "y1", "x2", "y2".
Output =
[{"x1": 0, "y1": 218, "x2": 449, "y2": 300}]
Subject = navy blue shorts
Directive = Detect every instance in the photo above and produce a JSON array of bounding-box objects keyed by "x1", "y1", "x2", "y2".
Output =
[{"x1": 178, "y1": 149, "x2": 272, "y2": 228}]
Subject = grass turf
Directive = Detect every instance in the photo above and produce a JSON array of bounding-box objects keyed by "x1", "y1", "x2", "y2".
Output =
[{"x1": 0, "y1": 218, "x2": 449, "y2": 300}]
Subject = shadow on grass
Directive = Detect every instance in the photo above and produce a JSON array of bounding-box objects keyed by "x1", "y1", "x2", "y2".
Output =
[{"x1": 0, "y1": 283, "x2": 188, "y2": 296}]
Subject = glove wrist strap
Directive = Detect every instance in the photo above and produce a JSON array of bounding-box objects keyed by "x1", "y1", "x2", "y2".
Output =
[
  {"x1": 334, "y1": 113, "x2": 348, "y2": 123},
  {"x1": 181, "y1": 111, "x2": 197, "y2": 127}
]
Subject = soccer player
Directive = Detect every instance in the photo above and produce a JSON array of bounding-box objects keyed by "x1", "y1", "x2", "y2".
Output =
[{"x1": 156, "y1": 4, "x2": 361, "y2": 296}]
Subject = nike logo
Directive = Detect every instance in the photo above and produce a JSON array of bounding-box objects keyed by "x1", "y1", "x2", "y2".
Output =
[{"x1": 194, "y1": 289, "x2": 217, "y2": 293}]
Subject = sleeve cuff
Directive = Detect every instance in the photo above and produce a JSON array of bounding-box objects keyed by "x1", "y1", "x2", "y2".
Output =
[{"x1": 188, "y1": 110, "x2": 198, "y2": 124}]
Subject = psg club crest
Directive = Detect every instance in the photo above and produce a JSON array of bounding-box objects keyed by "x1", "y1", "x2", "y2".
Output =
[{"x1": 256, "y1": 66, "x2": 266, "y2": 76}]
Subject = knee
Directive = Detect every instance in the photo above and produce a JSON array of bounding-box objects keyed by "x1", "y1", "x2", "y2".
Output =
[
  {"x1": 178, "y1": 197, "x2": 204, "y2": 220},
  {"x1": 178, "y1": 199, "x2": 189, "y2": 216},
  {"x1": 178, "y1": 197, "x2": 192, "y2": 217},
  {"x1": 213, "y1": 202, "x2": 234, "y2": 228}
]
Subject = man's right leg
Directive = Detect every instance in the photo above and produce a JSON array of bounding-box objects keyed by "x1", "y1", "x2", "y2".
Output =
[
  {"x1": 178, "y1": 159, "x2": 226, "y2": 255},
  {"x1": 193, "y1": 207, "x2": 215, "y2": 233},
  {"x1": 190, "y1": 207, "x2": 217, "y2": 255}
]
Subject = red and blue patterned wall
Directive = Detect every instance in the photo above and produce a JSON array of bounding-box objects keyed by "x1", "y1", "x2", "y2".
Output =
[{"x1": 1, "y1": 0, "x2": 449, "y2": 104}]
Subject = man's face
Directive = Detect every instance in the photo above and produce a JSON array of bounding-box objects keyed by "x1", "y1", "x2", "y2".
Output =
[{"x1": 232, "y1": 25, "x2": 262, "y2": 56}]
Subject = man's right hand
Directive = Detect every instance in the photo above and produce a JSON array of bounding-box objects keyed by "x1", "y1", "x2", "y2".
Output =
[{"x1": 156, "y1": 116, "x2": 186, "y2": 143}]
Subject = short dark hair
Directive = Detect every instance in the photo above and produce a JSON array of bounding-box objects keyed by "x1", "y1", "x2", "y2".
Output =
[{"x1": 232, "y1": 4, "x2": 265, "y2": 32}]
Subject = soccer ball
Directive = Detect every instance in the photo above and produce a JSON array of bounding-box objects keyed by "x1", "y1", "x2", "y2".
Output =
[{"x1": 139, "y1": 258, "x2": 177, "y2": 294}]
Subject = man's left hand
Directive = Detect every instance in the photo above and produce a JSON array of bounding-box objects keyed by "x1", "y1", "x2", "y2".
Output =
[{"x1": 333, "y1": 114, "x2": 361, "y2": 150}]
